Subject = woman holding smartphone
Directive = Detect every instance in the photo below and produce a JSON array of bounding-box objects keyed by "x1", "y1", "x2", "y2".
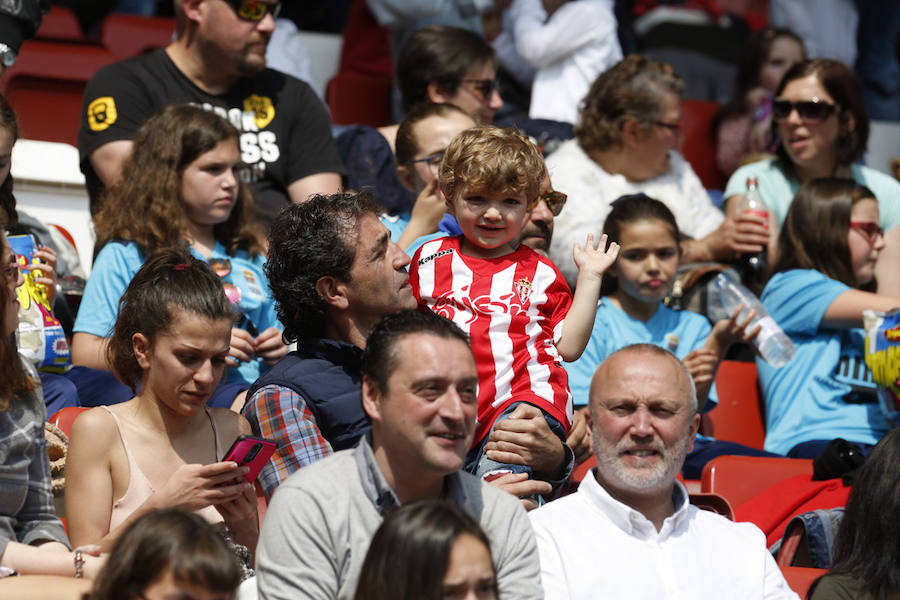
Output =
[{"x1": 65, "y1": 248, "x2": 259, "y2": 559}]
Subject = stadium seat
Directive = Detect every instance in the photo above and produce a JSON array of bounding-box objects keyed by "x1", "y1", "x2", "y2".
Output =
[
  {"x1": 679, "y1": 99, "x2": 728, "y2": 190},
  {"x1": 779, "y1": 566, "x2": 826, "y2": 598},
  {"x1": 100, "y1": 13, "x2": 174, "y2": 60},
  {"x1": 0, "y1": 41, "x2": 116, "y2": 145},
  {"x1": 701, "y1": 455, "x2": 814, "y2": 508},
  {"x1": 701, "y1": 360, "x2": 766, "y2": 450},
  {"x1": 48, "y1": 406, "x2": 89, "y2": 436},
  {"x1": 326, "y1": 71, "x2": 392, "y2": 127},
  {"x1": 35, "y1": 5, "x2": 84, "y2": 43}
]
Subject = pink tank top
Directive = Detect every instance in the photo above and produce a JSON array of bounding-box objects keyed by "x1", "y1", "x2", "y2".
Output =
[{"x1": 103, "y1": 406, "x2": 225, "y2": 532}]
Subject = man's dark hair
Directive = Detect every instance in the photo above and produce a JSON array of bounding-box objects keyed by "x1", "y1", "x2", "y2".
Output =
[
  {"x1": 362, "y1": 310, "x2": 470, "y2": 394},
  {"x1": 396, "y1": 25, "x2": 496, "y2": 113},
  {"x1": 265, "y1": 192, "x2": 382, "y2": 342}
]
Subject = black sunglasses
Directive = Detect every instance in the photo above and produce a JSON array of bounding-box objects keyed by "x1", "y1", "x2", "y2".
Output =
[
  {"x1": 772, "y1": 98, "x2": 840, "y2": 122},
  {"x1": 224, "y1": 0, "x2": 282, "y2": 22}
]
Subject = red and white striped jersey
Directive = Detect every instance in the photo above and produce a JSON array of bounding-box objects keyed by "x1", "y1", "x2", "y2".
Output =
[{"x1": 410, "y1": 236, "x2": 575, "y2": 445}]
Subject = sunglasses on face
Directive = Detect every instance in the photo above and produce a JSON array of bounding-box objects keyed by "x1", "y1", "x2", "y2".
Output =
[
  {"x1": 461, "y1": 78, "x2": 499, "y2": 101},
  {"x1": 772, "y1": 98, "x2": 840, "y2": 122},
  {"x1": 224, "y1": 0, "x2": 282, "y2": 22},
  {"x1": 850, "y1": 221, "x2": 884, "y2": 242},
  {"x1": 528, "y1": 190, "x2": 567, "y2": 216}
]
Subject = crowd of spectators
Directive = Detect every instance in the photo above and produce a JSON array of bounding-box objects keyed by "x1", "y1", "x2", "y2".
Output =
[{"x1": 1, "y1": 1, "x2": 899, "y2": 599}]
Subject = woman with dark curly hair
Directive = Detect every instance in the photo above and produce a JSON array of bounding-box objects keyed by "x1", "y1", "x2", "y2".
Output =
[
  {"x1": 546, "y1": 54, "x2": 769, "y2": 287},
  {"x1": 71, "y1": 104, "x2": 286, "y2": 409}
]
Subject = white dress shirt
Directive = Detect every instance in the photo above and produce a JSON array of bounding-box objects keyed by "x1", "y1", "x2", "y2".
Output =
[
  {"x1": 508, "y1": 0, "x2": 622, "y2": 124},
  {"x1": 529, "y1": 472, "x2": 800, "y2": 600}
]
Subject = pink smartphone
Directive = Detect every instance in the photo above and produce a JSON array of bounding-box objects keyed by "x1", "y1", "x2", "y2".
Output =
[{"x1": 221, "y1": 435, "x2": 277, "y2": 483}]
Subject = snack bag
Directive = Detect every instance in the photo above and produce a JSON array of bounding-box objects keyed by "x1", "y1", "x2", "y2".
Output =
[
  {"x1": 863, "y1": 309, "x2": 900, "y2": 427},
  {"x1": 9, "y1": 234, "x2": 70, "y2": 372}
]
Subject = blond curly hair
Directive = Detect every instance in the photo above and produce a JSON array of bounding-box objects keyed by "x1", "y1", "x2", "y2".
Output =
[{"x1": 439, "y1": 125, "x2": 546, "y2": 203}]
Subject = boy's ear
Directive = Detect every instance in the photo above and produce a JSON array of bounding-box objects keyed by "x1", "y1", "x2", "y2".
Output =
[{"x1": 442, "y1": 185, "x2": 456, "y2": 215}]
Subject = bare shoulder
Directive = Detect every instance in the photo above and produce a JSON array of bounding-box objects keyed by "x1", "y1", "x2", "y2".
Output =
[{"x1": 68, "y1": 406, "x2": 123, "y2": 461}]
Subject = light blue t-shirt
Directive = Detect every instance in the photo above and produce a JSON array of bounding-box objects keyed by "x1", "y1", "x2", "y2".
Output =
[
  {"x1": 758, "y1": 269, "x2": 888, "y2": 455},
  {"x1": 723, "y1": 159, "x2": 900, "y2": 231},
  {"x1": 565, "y1": 300, "x2": 717, "y2": 413},
  {"x1": 74, "y1": 240, "x2": 281, "y2": 385}
]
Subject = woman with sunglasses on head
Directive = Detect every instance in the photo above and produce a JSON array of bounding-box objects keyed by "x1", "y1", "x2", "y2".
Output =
[
  {"x1": 757, "y1": 178, "x2": 900, "y2": 459},
  {"x1": 71, "y1": 105, "x2": 286, "y2": 411},
  {"x1": 724, "y1": 59, "x2": 900, "y2": 296}
]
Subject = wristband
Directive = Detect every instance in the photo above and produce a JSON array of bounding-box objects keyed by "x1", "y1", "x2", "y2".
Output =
[{"x1": 73, "y1": 549, "x2": 84, "y2": 578}]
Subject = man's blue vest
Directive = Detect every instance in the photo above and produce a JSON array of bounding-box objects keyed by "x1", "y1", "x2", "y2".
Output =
[{"x1": 246, "y1": 337, "x2": 371, "y2": 450}]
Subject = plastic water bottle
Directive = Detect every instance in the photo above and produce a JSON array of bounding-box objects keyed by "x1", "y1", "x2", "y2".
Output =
[
  {"x1": 738, "y1": 177, "x2": 768, "y2": 274},
  {"x1": 711, "y1": 272, "x2": 795, "y2": 367}
]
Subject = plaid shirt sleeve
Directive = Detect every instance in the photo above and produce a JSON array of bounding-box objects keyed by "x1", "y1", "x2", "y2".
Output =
[{"x1": 242, "y1": 384, "x2": 333, "y2": 500}]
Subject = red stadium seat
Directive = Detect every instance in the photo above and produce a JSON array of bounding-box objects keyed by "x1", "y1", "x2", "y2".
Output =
[
  {"x1": 701, "y1": 455, "x2": 813, "y2": 508},
  {"x1": 48, "y1": 406, "x2": 89, "y2": 436},
  {"x1": 100, "y1": 13, "x2": 174, "y2": 60},
  {"x1": 0, "y1": 41, "x2": 116, "y2": 145},
  {"x1": 35, "y1": 5, "x2": 84, "y2": 43},
  {"x1": 701, "y1": 360, "x2": 766, "y2": 450},
  {"x1": 679, "y1": 99, "x2": 728, "y2": 190},
  {"x1": 326, "y1": 71, "x2": 392, "y2": 127},
  {"x1": 779, "y1": 566, "x2": 826, "y2": 598}
]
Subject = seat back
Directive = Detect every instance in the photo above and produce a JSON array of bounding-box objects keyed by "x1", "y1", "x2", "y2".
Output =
[
  {"x1": 326, "y1": 71, "x2": 392, "y2": 127},
  {"x1": 779, "y1": 566, "x2": 826, "y2": 598},
  {"x1": 701, "y1": 455, "x2": 813, "y2": 508},
  {"x1": 36, "y1": 5, "x2": 84, "y2": 42},
  {"x1": 100, "y1": 13, "x2": 175, "y2": 60},
  {"x1": 679, "y1": 99, "x2": 728, "y2": 190},
  {"x1": 0, "y1": 41, "x2": 116, "y2": 145},
  {"x1": 703, "y1": 360, "x2": 766, "y2": 450},
  {"x1": 48, "y1": 406, "x2": 89, "y2": 436}
]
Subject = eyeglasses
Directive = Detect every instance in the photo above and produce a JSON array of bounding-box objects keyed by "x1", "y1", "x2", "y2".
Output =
[
  {"x1": 652, "y1": 121, "x2": 681, "y2": 134},
  {"x1": 461, "y1": 78, "x2": 499, "y2": 101},
  {"x1": 409, "y1": 151, "x2": 444, "y2": 173},
  {"x1": 528, "y1": 190, "x2": 567, "y2": 216},
  {"x1": 224, "y1": 0, "x2": 282, "y2": 22},
  {"x1": 850, "y1": 221, "x2": 884, "y2": 243},
  {"x1": 772, "y1": 98, "x2": 840, "y2": 122}
]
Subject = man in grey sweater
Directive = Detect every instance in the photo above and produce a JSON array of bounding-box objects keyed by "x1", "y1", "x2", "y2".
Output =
[{"x1": 256, "y1": 310, "x2": 543, "y2": 600}]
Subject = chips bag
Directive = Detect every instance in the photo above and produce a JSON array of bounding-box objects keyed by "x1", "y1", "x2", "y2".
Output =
[
  {"x1": 863, "y1": 309, "x2": 900, "y2": 427},
  {"x1": 9, "y1": 234, "x2": 70, "y2": 372}
]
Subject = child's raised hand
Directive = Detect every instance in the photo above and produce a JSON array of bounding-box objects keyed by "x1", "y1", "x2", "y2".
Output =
[
  {"x1": 572, "y1": 233, "x2": 619, "y2": 282},
  {"x1": 682, "y1": 348, "x2": 719, "y2": 387},
  {"x1": 711, "y1": 303, "x2": 762, "y2": 348}
]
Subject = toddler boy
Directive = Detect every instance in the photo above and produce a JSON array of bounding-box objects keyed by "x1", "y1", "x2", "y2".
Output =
[{"x1": 409, "y1": 125, "x2": 618, "y2": 486}]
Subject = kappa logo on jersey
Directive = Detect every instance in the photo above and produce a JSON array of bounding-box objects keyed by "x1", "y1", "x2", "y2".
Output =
[
  {"x1": 87, "y1": 97, "x2": 117, "y2": 131},
  {"x1": 243, "y1": 94, "x2": 275, "y2": 129},
  {"x1": 514, "y1": 277, "x2": 533, "y2": 304}
]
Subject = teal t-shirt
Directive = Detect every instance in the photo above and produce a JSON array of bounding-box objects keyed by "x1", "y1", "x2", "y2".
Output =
[
  {"x1": 74, "y1": 240, "x2": 281, "y2": 385},
  {"x1": 723, "y1": 159, "x2": 900, "y2": 231}
]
